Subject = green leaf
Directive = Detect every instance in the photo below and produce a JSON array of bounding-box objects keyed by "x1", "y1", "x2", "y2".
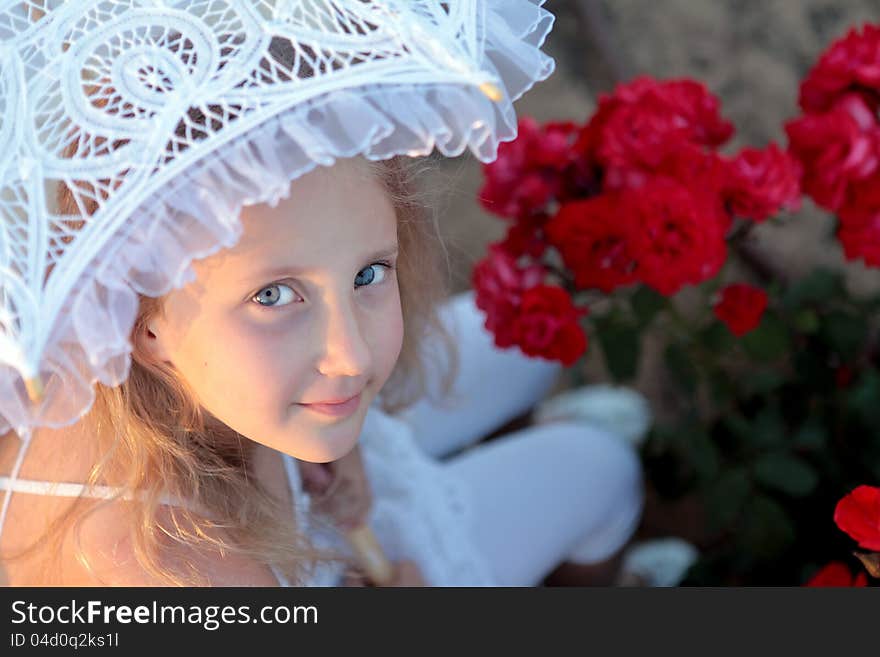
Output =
[
  {"x1": 739, "y1": 494, "x2": 796, "y2": 559},
  {"x1": 754, "y1": 453, "x2": 819, "y2": 497},
  {"x1": 794, "y1": 347, "x2": 832, "y2": 394},
  {"x1": 644, "y1": 424, "x2": 678, "y2": 452},
  {"x1": 700, "y1": 322, "x2": 735, "y2": 353},
  {"x1": 630, "y1": 286, "x2": 666, "y2": 328},
  {"x1": 846, "y1": 369, "x2": 880, "y2": 428},
  {"x1": 688, "y1": 430, "x2": 721, "y2": 482},
  {"x1": 790, "y1": 420, "x2": 827, "y2": 451},
  {"x1": 708, "y1": 370, "x2": 735, "y2": 405},
  {"x1": 792, "y1": 309, "x2": 820, "y2": 334},
  {"x1": 741, "y1": 312, "x2": 790, "y2": 362},
  {"x1": 742, "y1": 369, "x2": 786, "y2": 397},
  {"x1": 664, "y1": 342, "x2": 698, "y2": 394},
  {"x1": 782, "y1": 268, "x2": 845, "y2": 309},
  {"x1": 722, "y1": 413, "x2": 753, "y2": 443},
  {"x1": 749, "y1": 405, "x2": 787, "y2": 450},
  {"x1": 820, "y1": 310, "x2": 867, "y2": 362},
  {"x1": 869, "y1": 455, "x2": 880, "y2": 483},
  {"x1": 705, "y1": 467, "x2": 751, "y2": 533},
  {"x1": 595, "y1": 316, "x2": 641, "y2": 383},
  {"x1": 767, "y1": 280, "x2": 785, "y2": 300}
]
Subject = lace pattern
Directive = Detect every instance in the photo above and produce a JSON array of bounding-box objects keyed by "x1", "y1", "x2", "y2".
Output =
[
  {"x1": 0, "y1": 0, "x2": 554, "y2": 584},
  {"x1": 0, "y1": 0, "x2": 556, "y2": 438}
]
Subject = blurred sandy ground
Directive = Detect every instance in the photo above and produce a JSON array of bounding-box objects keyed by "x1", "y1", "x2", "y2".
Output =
[{"x1": 422, "y1": 0, "x2": 880, "y2": 423}]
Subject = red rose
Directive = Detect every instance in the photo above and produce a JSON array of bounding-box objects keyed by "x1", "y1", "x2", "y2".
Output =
[
  {"x1": 497, "y1": 216, "x2": 548, "y2": 259},
  {"x1": 785, "y1": 93, "x2": 880, "y2": 211},
  {"x1": 834, "y1": 485, "x2": 880, "y2": 551},
  {"x1": 655, "y1": 145, "x2": 729, "y2": 193},
  {"x1": 712, "y1": 283, "x2": 768, "y2": 337},
  {"x1": 472, "y1": 244, "x2": 546, "y2": 348},
  {"x1": 556, "y1": 150, "x2": 603, "y2": 203},
  {"x1": 799, "y1": 23, "x2": 880, "y2": 114},
  {"x1": 585, "y1": 77, "x2": 733, "y2": 185},
  {"x1": 609, "y1": 77, "x2": 734, "y2": 147},
  {"x1": 544, "y1": 194, "x2": 640, "y2": 293},
  {"x1": 479, "y1": 117, "x2": 581, "y2": 220},
  {"x1": 654, "y1": 145, "x2": 733, "y2": 232},
  {"x1": 724, "y1": 144, "x2": 803, "y2": 222},
  {"x1": 513, "y1": 285, "x2": 588, "y2": 366},
  {"x1": 837, "y1": 174, "x2": 880, "y2": 267},
  {"x1": 622, "y1": 179, "x2": 728, "y2": 296},
  {"x1": 530, "y1": 120, "x2": 580, "y2": 168},
  {"x1": 805, "y1": 561, "x2": 868, "y2": 587}
]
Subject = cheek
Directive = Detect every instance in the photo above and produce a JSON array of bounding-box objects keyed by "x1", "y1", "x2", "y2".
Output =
[
  {"x1": 170, "y1": 314, "x2": 297, "y2": 418},
  {"x1": 368, "y1": 289, "x2": 405, "y2": 383}
]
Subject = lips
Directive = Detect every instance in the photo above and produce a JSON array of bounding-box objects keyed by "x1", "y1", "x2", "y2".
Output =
[
  {"x1": 297, "y1": 392, "x2": 362, "y2": 418},
  {"x1": 304, "y1": 393, "x2": 360, "y2": 405}
]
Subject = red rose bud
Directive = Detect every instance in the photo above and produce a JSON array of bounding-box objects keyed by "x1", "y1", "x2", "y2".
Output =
[
  {"x1": 712, "y1": 283, "x2": 769, "y2": 337},
  {"x1": 512, "y1": 285, "x2": 589, "y2": 366},
  {"x1": 834, "y1": 485, "x2": 880, "y2": 552},
  {"x1": 804, "y1": 561, "x2": 868, "y2": 587}
]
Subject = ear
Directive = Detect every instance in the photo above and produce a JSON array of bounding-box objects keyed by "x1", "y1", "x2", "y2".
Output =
[{"x1": 135, "y1": 319, "x2": 174, "y2": 366}]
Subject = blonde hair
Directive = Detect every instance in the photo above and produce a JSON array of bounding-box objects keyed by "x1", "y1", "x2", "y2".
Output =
[{"x1": 0, "y1": 153, "x2": 461, "y2": 585}]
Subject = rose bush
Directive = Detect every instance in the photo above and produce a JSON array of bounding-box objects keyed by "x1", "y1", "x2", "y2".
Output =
[{"x1": 471, "y1": 24, "x2": 880, "y2": 585}]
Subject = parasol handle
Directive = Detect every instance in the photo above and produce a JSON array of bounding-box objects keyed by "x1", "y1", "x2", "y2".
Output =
[{"x1": 345, "y1": 524, "x2": 394, "y2": 586}]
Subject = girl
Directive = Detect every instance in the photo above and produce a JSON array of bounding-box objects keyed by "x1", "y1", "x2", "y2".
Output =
[
  {"x1": 0, "y1": 154, "x2": 644, "y2": 586},
  {"x1": 0, "y1": 1, "x2": 644, "y2": 586}
]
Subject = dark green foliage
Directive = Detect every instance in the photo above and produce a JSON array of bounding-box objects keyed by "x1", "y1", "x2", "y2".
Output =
[{"x1": 595, "y1": 271, "x2": 880, "y2": 585}]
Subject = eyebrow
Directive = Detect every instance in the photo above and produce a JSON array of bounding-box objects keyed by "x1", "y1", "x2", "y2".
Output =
[{"x1": 241, "y1": 244, "x2": 399, "y2": 283}]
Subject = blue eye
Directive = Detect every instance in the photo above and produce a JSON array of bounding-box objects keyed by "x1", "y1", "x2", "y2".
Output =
[
  {"x1": 252, "y1": 283, "x2": 297, "y2": 308},
  {"x1": 354, "y1": 262, "x2": 393, "y2": 289},
  {"x1": 251, "y1": 261, "x2": 394, "y2": 309}
]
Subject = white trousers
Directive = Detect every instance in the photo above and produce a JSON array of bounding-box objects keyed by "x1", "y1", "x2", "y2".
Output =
[{"x1": 395, "y1": 291, "x2": 645, "y2": 586}]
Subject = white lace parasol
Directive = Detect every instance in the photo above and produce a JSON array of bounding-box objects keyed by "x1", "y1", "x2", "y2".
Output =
[{"x1": 0, "y1": 0, "x2": 556, "y2": 440}]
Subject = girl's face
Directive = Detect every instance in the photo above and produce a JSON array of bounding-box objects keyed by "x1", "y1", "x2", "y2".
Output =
[{"x1": 145, "y1": 157, "x2": 404, "y2": 462}]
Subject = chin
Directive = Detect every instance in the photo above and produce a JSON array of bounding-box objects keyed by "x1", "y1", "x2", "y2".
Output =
[
  {"x1": 275, "y1": 415, "x2": 366, "y2": 463},
  {"x1": 301, "y1": 435, "x2": 359, "y2": 463}
]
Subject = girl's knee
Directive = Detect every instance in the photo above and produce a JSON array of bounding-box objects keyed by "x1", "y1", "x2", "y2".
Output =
[
  {"x1": 541, "y1": 422, "x2": 644, "y2": 498},
  {"x1": 549, "y1": 425, "x2": 645, "y2": 562}
]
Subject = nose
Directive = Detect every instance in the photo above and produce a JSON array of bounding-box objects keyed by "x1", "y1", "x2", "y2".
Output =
[{"x1": 314, "y1": 293, "x2": 372, "y2": 379}]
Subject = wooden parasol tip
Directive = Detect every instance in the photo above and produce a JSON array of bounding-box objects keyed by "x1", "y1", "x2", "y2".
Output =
[
  {"x1": 24, "y1": 375, "x2": 44, "y2": 404},
  {"x1": 345, "y1": 524, "x2": 394, "y2": 586}
]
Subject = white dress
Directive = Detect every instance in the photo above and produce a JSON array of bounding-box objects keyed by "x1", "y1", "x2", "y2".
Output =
[{"x1": 277, "y1": 398, "x2": 498, "y2": 586}]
